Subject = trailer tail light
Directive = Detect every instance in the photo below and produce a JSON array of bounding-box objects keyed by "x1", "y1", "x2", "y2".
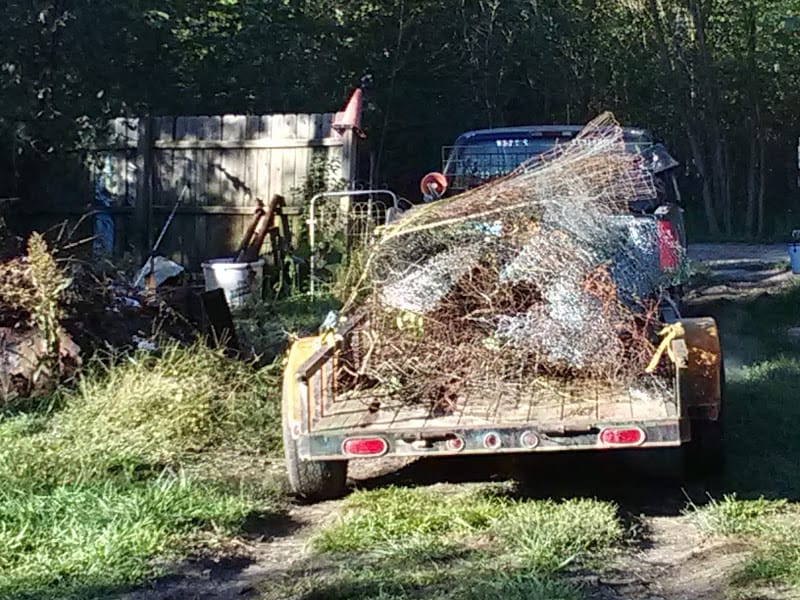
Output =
[
  {"x1": 520, "y1": 431, "x2": 539, "y2": 449},
  {"x1": 483, "y1": 433, "x2": 501, "y2": 450},
  {"x1": 342, "y1": 437, "x2": 388, "y2": 456},
  {"x1": 446, "y1": 435, "x2": 465, "y2": 452},
  {"x1": 598, "y1": 427, "x2": 645, "y2": 447}
]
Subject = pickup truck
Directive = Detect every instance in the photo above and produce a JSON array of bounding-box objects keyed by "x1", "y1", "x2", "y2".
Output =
[{"x1": 281, "y1": 126, "x2": 722, "y2": 501}]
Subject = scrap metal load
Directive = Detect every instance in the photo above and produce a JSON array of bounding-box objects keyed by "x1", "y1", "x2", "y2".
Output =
[{"x1": 344, "y1": 113, "x2": 680, "y2": 409}]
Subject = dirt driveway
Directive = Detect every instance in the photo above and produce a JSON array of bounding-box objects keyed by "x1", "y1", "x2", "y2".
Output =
[{"x1": 686, "y1": 243, "x2": 794, "y2": 305}]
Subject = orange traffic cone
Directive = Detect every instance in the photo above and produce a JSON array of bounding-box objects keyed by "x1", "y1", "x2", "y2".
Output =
[{"x1": 332, "y1": 88, "x2": 365, "y2": 138}]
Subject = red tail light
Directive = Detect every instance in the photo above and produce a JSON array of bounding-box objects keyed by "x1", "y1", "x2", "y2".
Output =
[
  {"x1": 656, "y1": 220, "x2": 678, "y2": 270},
  {"x1": 342, "y1": 437, "x2": 388, "y2": 456},
  {"x1": 599, "y1": 427, "x2": 645, "y2": 447}
]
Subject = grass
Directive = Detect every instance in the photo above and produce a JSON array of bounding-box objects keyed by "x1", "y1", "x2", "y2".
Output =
[
  {"x1": 233, "y1": 292, "x2": 340, "y2": 360},
  {"x1": 701, "y1": 286, "x2": 800, "y2": 498},
  {"x1": 691, "y1": 496, "x2": 800, "y2": 590},
  {"x1": 263, "y1": 483, "x2": 623, "y2": 600},
  {"x1": 0, "y1": 477, "x2": 253, "y2": 599},
  {"x1": 0, "y1": 340, "x2": 287, "y2": 600}
]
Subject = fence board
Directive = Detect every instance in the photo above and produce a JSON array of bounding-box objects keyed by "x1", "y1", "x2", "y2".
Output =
[
  {"x1": 269, "y1": 115, "x2": 285, "y2": 203},
  {"x1": 244, "y1": 116, "x2": 260, "y2": 202},
  {"x1": 203, "y1": 116, "x2": 222, "y2": 205},
  {"x1": 156, "y1": 117, "x2": 176, "y2": 206},
  {"x1": 282, "y1": 114, "x2": 298, "y2": 203},
  {"x1": 296, "y1": 113, "x2": 311, "y2": 200}
]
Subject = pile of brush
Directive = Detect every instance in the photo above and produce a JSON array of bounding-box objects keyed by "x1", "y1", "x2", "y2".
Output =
[{"x1": 341, "y1": 113, "x2": 681, "y2": 410}]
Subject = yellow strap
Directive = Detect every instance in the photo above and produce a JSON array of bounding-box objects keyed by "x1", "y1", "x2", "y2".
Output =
[{"x1": 645, "y1": 323, "x2": 685, "y2": 374}]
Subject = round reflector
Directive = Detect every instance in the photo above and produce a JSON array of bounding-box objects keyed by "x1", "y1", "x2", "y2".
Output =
[
  {"x1": 420, "y1": 172, "x2": 448, "y2": 198},
  {"x1": 483, "y1": 432, "x2": 501, "y2": 450},
  {"x1": 520, "y1": 431, "x2": 539, "y2": 449},
  {"x1": 446, "y1": 435, "x2": 465, "y2": 452}
]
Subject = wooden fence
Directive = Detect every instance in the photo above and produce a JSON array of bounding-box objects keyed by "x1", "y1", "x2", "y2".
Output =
[{"x1": 84, "y1": 113, "x2": 356, "y2": 270}]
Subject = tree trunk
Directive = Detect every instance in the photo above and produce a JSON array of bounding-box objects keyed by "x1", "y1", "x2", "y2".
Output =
[
  {"x1": 757, "y1": 133, "x2": 766, "y2": 238},
  {"x1": 688, "y1": 0, "x2": 729, "y2": 234},
  {"x1": 745, "y1": 131, "x2": 757, "y2": 237},
  {"x1": 716, "y1": 140, "x2": 732, "y2": 236},
  {"x1": 743, "y1": 0, "x2": 759, "y2": 239},
  {"x1": 686, "y1": 124, "x2": 720, "y2": 235}
]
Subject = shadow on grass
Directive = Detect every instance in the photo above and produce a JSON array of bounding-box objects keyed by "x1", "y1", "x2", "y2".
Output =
[{"x1": 355, "y1": 450, "x2": 693, "y2": 518}]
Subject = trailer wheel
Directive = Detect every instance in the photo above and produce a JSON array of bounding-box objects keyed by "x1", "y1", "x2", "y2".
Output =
[
  {"x1": 281, "y1": 337, "x2": 348, "y2": 502},
  {"x1": 685, "y1": 355, "x2": 726, "y2": 478},
  {"x1": 282, "y1": 415, "x2": 347, "y2": 502},
  {"x1": 686, "y1": 418, "x2": 724, "y2": 477}
]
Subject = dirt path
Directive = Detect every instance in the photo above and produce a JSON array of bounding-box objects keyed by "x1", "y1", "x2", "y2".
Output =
[
  {"x1": 590, "y1": 517, "x2": 751, "y2": 600},
  {"x1": 121, "y1": 499, "x2": 342, "y2": 600},
  {"x1": 686, "y1": 242, "x2": 794, "y2": 304},
  {"x1": 124, "y1": 458, "x2": 755, "y2": 600}
]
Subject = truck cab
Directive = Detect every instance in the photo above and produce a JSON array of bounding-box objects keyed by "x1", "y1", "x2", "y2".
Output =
[{"x1": 435, "y1": 125, "x2": 682, "y2": 210}]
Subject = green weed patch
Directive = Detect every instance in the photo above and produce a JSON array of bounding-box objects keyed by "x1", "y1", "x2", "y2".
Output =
[
  {"x1": 0, "y1": 341, "x2": 286, "y2": 599},
  {"x1": 266, "y1": 484, "x2": 622, "y2": 600}
]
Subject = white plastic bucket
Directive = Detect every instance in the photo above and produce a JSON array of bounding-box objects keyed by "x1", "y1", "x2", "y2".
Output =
[
  {"x1": 201, "y1": 258, "x2": 264, "y2": 308},
  {"x1": 790, "y1": 242, "x2": 800, "y2": 275}
]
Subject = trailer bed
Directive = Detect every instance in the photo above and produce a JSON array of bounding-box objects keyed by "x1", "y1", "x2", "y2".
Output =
[{"x1": 311, "y1": 377, "x2": 677, "y2": 434}]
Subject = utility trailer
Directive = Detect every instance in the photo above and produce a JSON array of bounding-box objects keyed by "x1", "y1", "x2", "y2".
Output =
[
  {"x1": 282, "y1": 314, "x2": 724, "y2": 500},
  {"x1": 282, "y1": 123, "x2": 721, "y2": 501}
]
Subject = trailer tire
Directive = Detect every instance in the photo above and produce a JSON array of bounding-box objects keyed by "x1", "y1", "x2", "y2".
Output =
[
  {"x1": 282, "y1": 418, "x2": 347, "y2": 502},
  {"x1": 686, "y1": 419, "x2": 724, "y2": 477},
  {"x1": 685, "y1": 356, "x2": 726, "y2": 479}
]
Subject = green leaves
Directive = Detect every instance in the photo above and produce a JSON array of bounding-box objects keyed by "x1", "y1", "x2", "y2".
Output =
[{"x1": 3, "y1": 0, "x2": 800, "y2": 237}]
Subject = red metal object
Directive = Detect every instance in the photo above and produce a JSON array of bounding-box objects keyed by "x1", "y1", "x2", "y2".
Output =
[
  {"x1": 446, "y1": 435, "x2": 465, "y2": 452},
  {"x1": 656, "y1": 219, "x2": 679, "y2": 270},
  {"x1": 342, "y1": 437, "x2": 388, "y2": 456},
  {"x1": 332, "y1": 88, "x2": 365, "y2": 138},
  {"x1": 483, "y1": 432, "x2": 501, "y2": 449},
  {"x1": 420, "y1": 171, "x2": 448, "y2": 198}
]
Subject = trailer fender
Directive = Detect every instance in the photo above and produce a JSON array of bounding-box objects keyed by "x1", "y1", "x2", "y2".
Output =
[
  {"x1": 679, "y1": 317, "x2": 722, "y2": 421},
  {"x1": 282, "y1": 336, "x2": 322, "y2": 439}
]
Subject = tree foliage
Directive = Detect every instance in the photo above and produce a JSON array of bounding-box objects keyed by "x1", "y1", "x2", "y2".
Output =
[{"x1": 3, "y1": 0, "x2": 800, "y2": 238}]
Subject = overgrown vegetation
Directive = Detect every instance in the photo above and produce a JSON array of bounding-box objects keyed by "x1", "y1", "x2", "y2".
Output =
[
  {"x1": 5, "y1": 1, "x2": 800, "y2": 238},
  {"x1": 0, "y1": 341, "x2": 285, "y2": 600},
  {"x1": 263, "y1": 484, "x2": 623, "y2": 600},
  {"x1": 0, "y1": 232, "x2": 69, "y2": 351}
]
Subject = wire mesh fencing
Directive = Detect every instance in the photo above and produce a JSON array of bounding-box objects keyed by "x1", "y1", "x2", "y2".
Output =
[{"x1": 339, "y1": 113, "x2": 682, "y2": 412}]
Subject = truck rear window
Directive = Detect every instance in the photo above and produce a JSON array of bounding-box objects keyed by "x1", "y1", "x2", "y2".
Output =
[{"x1": 443, "y1": 135, "x2": 653, "y2": 190}]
